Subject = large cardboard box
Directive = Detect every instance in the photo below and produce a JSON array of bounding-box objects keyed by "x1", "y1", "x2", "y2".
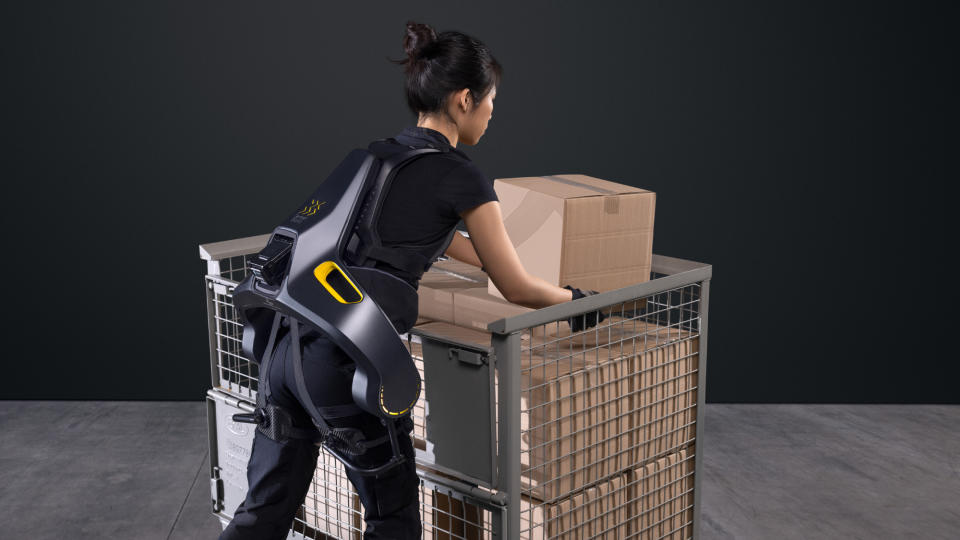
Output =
[{"x1": 486, "y1": 175, "x2": 655, "y2": 300}]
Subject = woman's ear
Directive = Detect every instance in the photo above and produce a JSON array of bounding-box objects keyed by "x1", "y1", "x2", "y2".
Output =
[{"x1": 457, "y1": 88, "x2": 472, "y2": 112}]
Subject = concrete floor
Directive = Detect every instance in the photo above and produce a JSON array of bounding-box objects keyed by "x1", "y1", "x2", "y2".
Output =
[{"x1": 0, "y1": 402, "x2": 957, "y2": 539}]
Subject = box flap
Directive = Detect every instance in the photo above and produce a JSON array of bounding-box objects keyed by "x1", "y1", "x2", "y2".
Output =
[{"x1": 495, "y1": 175, "x2": 648, "y2": 200}]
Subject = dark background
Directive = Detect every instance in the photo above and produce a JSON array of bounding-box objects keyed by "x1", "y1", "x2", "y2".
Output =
[{"x1": 2, "y1": 2, "x2": 951, "y2": 402}]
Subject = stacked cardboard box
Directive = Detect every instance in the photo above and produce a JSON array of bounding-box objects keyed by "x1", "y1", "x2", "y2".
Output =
[
  {"x1": 418, "y1": 270, "x2": 476, "y2": 321},
  {"x1": 629, "y1": 446, "x2": 696, "y2": 539},
  {"x1": 431, "y1": 256, "x2": 488, "y2": 283},
  {"x1": 629, "y1": 334, "x2": 699, "y2": 465},
  {"x1": 419, "y1": 276, "x2": 535, "y2": 334},
  {"x1": 527, "y1": 445, "x2": 697, "y2": 540},
  {"x1": 521, "y1": 344, "x2": 628, "y2": 501},
  {"x1": 453, "y1": 287, "x2": 533, "y2": 332},
  {"x1": 438, "y1": 471, "x2": 632, "y2": 540},
  {"x1": 408, "y1": 319, "x2": 696, "y2": 502},
  {"x1": 522, "y1": 326, "x2": 697, "y2": 501},
  {"x1": 434, "y1": 445, "x2": 695, "y2": 540},
  {"x1": 525, "y1": 472, "x2": 631, "y2": 539}
]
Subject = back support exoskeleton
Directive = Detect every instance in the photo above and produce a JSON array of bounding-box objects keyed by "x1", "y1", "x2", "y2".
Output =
[{"x1": 231, "y1": 137, "x2": 458, "y2": 475}]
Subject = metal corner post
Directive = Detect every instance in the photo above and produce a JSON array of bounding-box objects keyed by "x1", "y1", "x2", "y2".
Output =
[
  {"x1": 692, "y1": 277, "x2": 710, "y2": 540},
  {"x1": 205, "y1": 278, "x2": 220, "y2": 390},
  {"x1": 492, "y1": 330, "x2": 522, "y2": 539}
]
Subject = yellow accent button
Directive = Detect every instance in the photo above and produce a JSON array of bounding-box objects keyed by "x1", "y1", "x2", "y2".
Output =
[{"x1": 313, "y1": 261, "x2": 363, "y2": 304}]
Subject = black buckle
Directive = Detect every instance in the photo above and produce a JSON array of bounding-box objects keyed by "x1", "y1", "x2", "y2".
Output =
[
  {"x1": 232, "y1": 409, "x2": 266, "y2": 426},
  {"x1": 249, "y1": 236, "x2": 293, "y2": 286}
]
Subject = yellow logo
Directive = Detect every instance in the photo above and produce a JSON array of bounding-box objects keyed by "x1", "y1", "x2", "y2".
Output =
[{"x1": 298, "y1": 199, "x2": 326, "y2": 216}]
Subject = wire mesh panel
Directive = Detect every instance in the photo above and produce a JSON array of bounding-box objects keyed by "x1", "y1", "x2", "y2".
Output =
[
  {"x1": 201, "y1": 236, "x2": 268, "y2": 399},
  {"x1": 206, "y1": 275, "x2": 260, "y2": 399}
]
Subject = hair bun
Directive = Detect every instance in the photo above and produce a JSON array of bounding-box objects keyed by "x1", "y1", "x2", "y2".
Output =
[{"x1": 403, "y1": 21, "x2": 437, "y2": 59}]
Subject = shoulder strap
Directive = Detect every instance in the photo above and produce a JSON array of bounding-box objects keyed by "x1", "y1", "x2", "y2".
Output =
[{"x1": 345, "y1": 140, "x2": 445, "y2": 273}]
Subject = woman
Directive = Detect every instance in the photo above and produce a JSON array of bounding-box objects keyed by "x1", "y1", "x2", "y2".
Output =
[{"x1": 220, "y1": 21, "x2": 601, "y2": 540}]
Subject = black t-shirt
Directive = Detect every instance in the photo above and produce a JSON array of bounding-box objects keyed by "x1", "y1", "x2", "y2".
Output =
[{"x1": 373, "y1": 126, "x2": 499, "y2": 288}]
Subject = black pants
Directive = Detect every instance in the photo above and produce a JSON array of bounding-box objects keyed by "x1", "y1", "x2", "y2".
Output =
[{"x1": 219, "y1": 325, "x2": 422, "y2": 540}]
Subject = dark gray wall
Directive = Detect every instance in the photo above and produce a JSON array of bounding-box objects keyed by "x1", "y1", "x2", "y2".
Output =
[{"x1": 2, "y1": 2, "x2": 951, "y2": 402}]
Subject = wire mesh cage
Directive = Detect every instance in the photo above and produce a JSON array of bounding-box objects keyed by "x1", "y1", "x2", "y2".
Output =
[{"x1": 200, "y1": 235, "x2": 711, "y2": 539}]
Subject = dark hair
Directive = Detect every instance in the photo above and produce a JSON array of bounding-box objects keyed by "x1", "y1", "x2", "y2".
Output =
[{"x1": 388, "y1": 21, "x2": 502, "y2": 118}]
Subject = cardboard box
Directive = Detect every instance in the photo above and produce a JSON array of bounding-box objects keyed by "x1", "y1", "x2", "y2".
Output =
[
  {"x1": 431, "y1": 257, "x2": 488, "y2": 283},
  {"x1": 518, "y1": 494, "x2": 564, "y2": 539},
  {"x1": 486, "y1": 175, "x2": 655, "y2": 300},
  {"x1": 453, "y1": 287, "x2": 534, "y2": 332},
  {"x1": 631, "y1": 335, "x2": 699, "y2": 466},
  {"x1": 433, "y1": 474, "x2": 632, "y2": 539},
  {"x1": 526, "y1": 318, "x2": 696, "y2": 485},
  {"x1": 519, "y1": 472, "x2": 631, "y2": 539},
  {"x1": 521, "y1": 342, "x2": 648, "y2": 501},
  {"x1": 526, "y1": 316, "x2": 674, "y2": 349},
  {"x1": 597, "y1": 473, "x2": 630, "y2": 538},
  {"x1": 418, "y1": 270, "x2": 479, "y2": 322},
  {"x1": 667, "y1": 448, "x2": 696, "y2": 539},
  {"x1": 628, "y1": 446, "x2": 695, "y2": 540}
]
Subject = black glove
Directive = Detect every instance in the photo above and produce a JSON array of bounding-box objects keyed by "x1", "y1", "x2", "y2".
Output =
[{"x1": 563, "y1": 285, "x2": 608, "y2": 332}]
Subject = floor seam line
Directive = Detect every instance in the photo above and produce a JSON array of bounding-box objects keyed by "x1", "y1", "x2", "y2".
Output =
[{"x1": 166, "y1": 448, "x2": 209, "y2": 540}]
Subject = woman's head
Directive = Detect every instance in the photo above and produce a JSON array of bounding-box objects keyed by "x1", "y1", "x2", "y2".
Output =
[{"x1": 390, "y1": 21, "x2": 502, "y2": 146}]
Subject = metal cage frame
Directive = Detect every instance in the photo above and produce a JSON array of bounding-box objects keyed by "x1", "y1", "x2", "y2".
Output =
[{"x1": 200, "y1": 234, "x2": 711, "y2": 539}]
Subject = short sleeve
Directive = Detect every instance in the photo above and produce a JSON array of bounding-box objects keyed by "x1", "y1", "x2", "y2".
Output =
[{"x1": 436, "y1": 162, "x2": 499, "y2": 218}]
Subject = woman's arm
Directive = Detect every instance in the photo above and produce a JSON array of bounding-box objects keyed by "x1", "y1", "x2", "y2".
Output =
[
  {"x1": 460, "y1": 201, "x2": 573, "y2": 309},
  {"x1": 443, "y1": 230, "x2": 483, "y2": 267}
]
